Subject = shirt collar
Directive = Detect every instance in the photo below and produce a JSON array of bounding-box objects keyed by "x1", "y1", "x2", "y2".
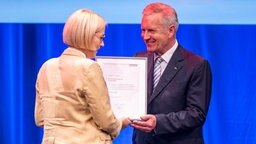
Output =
[{"x1": 154, "y1": 40, "x2": 178, "y2": 63}]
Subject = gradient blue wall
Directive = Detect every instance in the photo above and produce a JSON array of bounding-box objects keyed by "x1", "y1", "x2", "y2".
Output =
[
  {"x1": 0, "y1": 1, "x2": 256, "y2": 144},
  {"x1": 1, "y1": 23, "x2": 256, "y2": 144}
]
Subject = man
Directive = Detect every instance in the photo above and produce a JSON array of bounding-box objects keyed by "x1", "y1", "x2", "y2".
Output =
[{"x1": 131, "y1": 2, "x2": 212, "y2": 144}]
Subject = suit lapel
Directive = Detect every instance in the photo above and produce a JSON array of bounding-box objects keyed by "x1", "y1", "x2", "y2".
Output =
[
  {"x1": 147, "y1": 53, "x2": 154, "y2": 104},
  {"x1": 149, "y1": 46, "x2": 185, "y2": 104}
]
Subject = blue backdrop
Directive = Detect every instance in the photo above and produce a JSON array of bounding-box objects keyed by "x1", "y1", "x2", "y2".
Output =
[{"x1": 0, "y1": 23, "x2": 256, "y2": 144}]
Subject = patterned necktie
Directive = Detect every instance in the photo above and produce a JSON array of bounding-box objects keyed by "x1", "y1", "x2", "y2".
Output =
[{"x1": 153, "y1": 56, "x2": 163, "y2": 90}]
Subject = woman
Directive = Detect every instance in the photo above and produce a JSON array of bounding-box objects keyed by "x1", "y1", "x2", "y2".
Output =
[{"x1": 34, "y1": 9, "x2": 130, "y2": 144}]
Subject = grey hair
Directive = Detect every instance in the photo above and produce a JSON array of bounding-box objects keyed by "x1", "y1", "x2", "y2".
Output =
[{"x1": 143, "y1": 2, "x2": 179, "y2": 31}]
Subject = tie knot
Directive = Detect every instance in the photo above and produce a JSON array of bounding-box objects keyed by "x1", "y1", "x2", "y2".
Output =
[{"x1": 155, "y1": 56, "x2": 163, "y2": 64}]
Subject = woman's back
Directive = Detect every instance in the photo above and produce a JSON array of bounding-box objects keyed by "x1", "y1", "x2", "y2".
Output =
[{"x1": 35, "y1": 48, "x2": 121, "y2": 144}]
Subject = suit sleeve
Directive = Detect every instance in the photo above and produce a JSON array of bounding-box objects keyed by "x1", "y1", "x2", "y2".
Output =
[
  {"x1": 83, "y1": 62, "x2": 122, "y2": 139},
  {"x1": 154, "y1": 59, "x2": 212, "y2": 134}
]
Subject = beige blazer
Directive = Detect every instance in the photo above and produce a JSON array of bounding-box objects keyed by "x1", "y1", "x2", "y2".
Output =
[{"x1": 35, "y1": 47, "x2": 122, "y2": 144}]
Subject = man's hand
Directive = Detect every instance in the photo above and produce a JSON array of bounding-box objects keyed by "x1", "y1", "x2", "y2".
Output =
[{"x1": 130, "y1": 114, "x2": 156, "y2": 133}]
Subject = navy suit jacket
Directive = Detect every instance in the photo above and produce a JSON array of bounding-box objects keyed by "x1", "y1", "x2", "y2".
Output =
[{"x1": 132, "y1": 45, "x2": 212, "y2": 144}]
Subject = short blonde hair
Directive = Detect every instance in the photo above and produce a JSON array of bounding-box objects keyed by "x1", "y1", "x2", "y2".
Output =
[{"x1": 63, "y1": 9, "x2": 106, "y2": 50}]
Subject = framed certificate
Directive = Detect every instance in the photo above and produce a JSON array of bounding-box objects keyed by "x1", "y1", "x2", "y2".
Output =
[{"x1": 96, "y1": 56, "x2": 147, "y2": 120}]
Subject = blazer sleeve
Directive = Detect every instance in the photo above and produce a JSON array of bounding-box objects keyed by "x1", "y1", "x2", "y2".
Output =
[
  {"x1": 83, "y1": 62, "x2": 122, "y2": 139},
  {"x1": 34, "y1": 65, "x2": 45, "y2": 127}
]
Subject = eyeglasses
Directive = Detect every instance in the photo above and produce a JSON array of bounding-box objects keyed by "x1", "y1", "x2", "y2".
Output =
[{"x1": 95, "y1": 34, "x2": 105, "y2": 42}]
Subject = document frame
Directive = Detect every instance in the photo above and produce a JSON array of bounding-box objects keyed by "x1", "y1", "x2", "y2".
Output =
[{"x1": 96, "y1": 56, "x2": 147, "y2": 120}]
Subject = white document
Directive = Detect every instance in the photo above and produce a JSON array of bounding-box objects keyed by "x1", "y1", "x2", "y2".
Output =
[{"x1": 96, "y1": 56, "x2": 147, "y2": 120}]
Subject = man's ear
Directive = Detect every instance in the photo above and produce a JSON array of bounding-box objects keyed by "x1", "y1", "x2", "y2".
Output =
[{"x1": 168, "y1": 25, "x2": 175, "y2": 38}]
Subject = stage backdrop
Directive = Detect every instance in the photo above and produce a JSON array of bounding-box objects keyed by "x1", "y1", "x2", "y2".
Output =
[
  {"x1": 0, "y1": 23, "x2": 256, "y2": 144},
  {"x1": 1, "y1": 0, "x2": 256, "y2": 144}
]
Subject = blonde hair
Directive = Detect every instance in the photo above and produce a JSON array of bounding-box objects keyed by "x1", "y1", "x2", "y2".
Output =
[
  {"x1": 143, "y1": 2, "x2": 179, "y2": 31},
  {"x1": 63, "y1": 9, "x2": 106, "y2": 50}
]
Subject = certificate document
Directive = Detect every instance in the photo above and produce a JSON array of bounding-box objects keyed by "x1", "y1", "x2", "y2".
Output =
[{"x1": 96, "y1": 56, "x2": 147, "y2": 120}]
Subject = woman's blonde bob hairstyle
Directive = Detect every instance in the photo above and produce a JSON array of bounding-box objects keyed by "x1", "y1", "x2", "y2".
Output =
[{"x1": 63, "y1": 9, "x2": 106, "y2": 50}]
